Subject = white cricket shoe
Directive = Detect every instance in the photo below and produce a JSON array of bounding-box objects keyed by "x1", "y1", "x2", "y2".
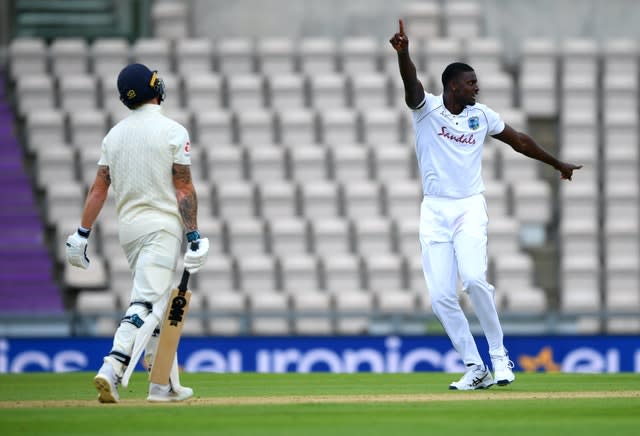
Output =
[
  {"x1": 491, "y1": 352, "x2": 515, "y2": 386},
  {"x1": 449, "y1": 364, "x2": 494, "y2": 390},
  {"x1": 94, "y1": 362, "x2": 120, "y2": 403},
  {"x1": 147, "y1": 383, "x2": 194, "y2": 402}
]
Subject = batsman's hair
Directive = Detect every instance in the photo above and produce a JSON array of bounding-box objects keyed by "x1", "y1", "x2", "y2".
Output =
[
  {"x1": 117, "y1": 63, "x2": 166, "y2": 109},
  {"x1": 441, "y1": 62, "x2": 474, "y2": 89}
]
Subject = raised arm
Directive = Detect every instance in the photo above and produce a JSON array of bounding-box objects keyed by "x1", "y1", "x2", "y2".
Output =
[
  {"x1": 389, "y1": 19, "x2": 425, "y2": 109},
  {"x1": 493, "y1": 124, "x2": 582, "y2": 181}
]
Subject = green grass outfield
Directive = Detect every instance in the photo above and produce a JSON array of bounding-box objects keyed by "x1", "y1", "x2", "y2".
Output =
[{"x1": 1, "y1": 372, "x2": 639, "y2": 435}]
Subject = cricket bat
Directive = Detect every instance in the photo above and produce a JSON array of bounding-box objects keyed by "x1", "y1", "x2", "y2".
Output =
[{"x1": 149, "y1": 269, "x2": 191, "y2": 385}]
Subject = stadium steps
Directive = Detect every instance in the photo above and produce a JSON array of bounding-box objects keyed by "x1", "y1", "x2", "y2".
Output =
[{"x1": 0, "y1": 72, "x2": 63, "y2": 314}]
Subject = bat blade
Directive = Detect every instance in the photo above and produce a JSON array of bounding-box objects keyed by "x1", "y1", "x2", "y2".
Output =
[{"x1": 149, "y1": 283, "x2": 191, "y2": 385}]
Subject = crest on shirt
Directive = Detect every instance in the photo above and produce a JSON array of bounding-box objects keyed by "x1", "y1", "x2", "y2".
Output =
[
  {"x1": 468, "y1": 116, "x2": 480, "y2": 130},
  {"x1": 184, "y1": 141, "x2": 191, "y2": 155}
]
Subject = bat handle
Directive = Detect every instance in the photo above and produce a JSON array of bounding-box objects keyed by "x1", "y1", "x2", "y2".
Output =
[{"x1": 178, "y1": 269, "x2": 190, "y2": 292}]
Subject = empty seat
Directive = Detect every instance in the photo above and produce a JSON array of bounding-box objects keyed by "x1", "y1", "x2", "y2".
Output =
[
  {"x1": 256, "y1": 37, "x2": 295, "y2": 74},
  {"x1": 483, "y1": 180, "x2": 510, "y2": 221},
  {"x1": 194, "y1": 110, "x2": 234, "y2": 145},
  {"x1": 333, "y1": 290, "x2": 373, "y2": 334},
  {"x1": 561, "y1": 73, "x2": 598, "y2": 116},
  {"x1": 487, "y1": 216, "x2": 520, "y2": 256},
  {"x1": 246, "y1": 145, "x2": 287, "y2": 181},
  {"x1": 181, "y1": 292, "x2": 207, "y2": 335},
  {"x1": 353, "y1": 217, "x2": 394, "y2": 254},
  {"x1": 561, "y1": 38, "x2": 599, "y2": 78},
  {"x1": 519, "y1": 72, "x2": 558, "y2": 117},
  {"x1": 602, "y1": 38, "x2": 638, "y2": 78},
  {"x1": 214, "y1": 181, "x2": 256, "y2": 218},
  {"x1": 362, "y1": 108, "x2": 403, "y2": 144},
  {"x1": 290, "y1": 292, "x2": 333, "y2": 335},
  {"x1": 602, "y1": 74, "x2": 638, "y2": 116},
  {"x1": 560, "y1": 255, "x2": 601, "y2": 313},
  {"x1": 268, "y1": 218, "x2": 309, "y2": 255},
  {"x1": 91, "y1": 38, "x2": 130, "y2": 77},
  {"x1": 204, "y1": 291, "x2": 246, "y2": 335},
  {"x1": 175, "y1": 38, "x2": 213, "y2": 74},
  {"x1": 25, "y1": 110, "x2": 66, "y2": 151},
  {"x1": 351, "y1": 73, "x2": 390, "y2": 110},
  {"x1": 308, "y1": 74, "x2": 347, "y2": 109},
  {"x1": 15, "y1": 74, "x2": 56, "y2": 116},
  {"x1": 257, "y1": 181, "x2": 298, "y2": 219},
  {"x1": 464, "y1": 38, "x2": 504, "y2": 77},
  {"x1": 319, "y1": 108, "x2": 359, "y2": 144},
  {"x1": 248, "y1": 292, "x2": 289, "y2": 335},
  {"x1": 605, "y1": 256, "x2": 640, "y2": 309},
  {"x1": 395, "y1": 218, "x2": 419, "y2": 257},
  {"x1": 372, "y1": 145, "x2": 413, "y2": 182},
  {"x1": 309, "y1": 217, "x2": 352, "y2": 255},
  {"x1": 58, "y1": 74, "x2": 98, "y2": 110},
  {"x1": 299, "y1": 37, "x2": 337, "y2": 74},
  {"x1": 403, "y1": 1, "x2": 441, "y2": 39},
  {"x1": 237, "y1": 254, "x2": 278, "y2": 294},
  {"x1": 34, "y1": 144, "x2": 76, "y2": 189},
  {"x1": 364, "y1": 253, "x2": 405, "y2": 292},
  {"x1": 560, "y1": 219, "x2": 599, "y2": 258},
  {"x1": 225, "y1": 218, "x2": 266, "y2": 256},
  {"x1": 278, "y1": 109, "x2": 317, "y2": 144},
  {"x1": 560, "y1": 181, "x2": 599, "y2": 228},
  {"x1": 45, "y1": 182, "x2": 85, "y2": 226},
  {"x1": 268, "y1": 74, "x2": 307, "y2": 110},
  {"x1": 493, "y1": 253, "x2": 535, "y2": 290},
  {"x1": 205, "y1": 144, "x2": 245, "y2": 181},
  {"x1": 131, "y1": 38, "x2": 172, "y2": 74},
  {"x1": 383, "y1": 180, "x2": 421, "y2": 219},
  {"x1": 478, "y1": 72, "x2": 514, "y2": 112},
  {"x1": 50, "y1": 38, "x2": 89, "y2": 76},
  {"x1": 605, "y1": 220, "x2": 639, "y2": 261},
  {"x1": 227, "y1": 74, "x2": 265, "y2": 109},
  {"x1": 329, "y1": 144, "x2": 370, "y2": 181},
  {"x1": 69, "y1": 110, "x2": 108, "y2": 148},
  {"x1": 443, "y1": 1, "x2": 482, "y2": 38},
  {"x1": 501, "y1": 286, "x2": 547, "y2": 314},
  {"x1": 8, "y1": 37, "x2": 47, "y2": 78},
  {"x1": 195, "y1": 254, "x2": 236, "y2": 293},
  {"x1": 279, "y1": 254, "x2": 320, "y2": 293},
  {"x1": 375, "y1": 290, "x2": 416, "y2": 316},
  {"x1": 322, "y1": 254, "x2": 362, "y2": 292},
  {"x1": 75, "y1": 291, "x2": 119, "y2": 335},
  {"x1": 512, "y1": 181, "x2": 552, "y2": 247},
  {"x1": 299, "y1": 180, "x2": 340, "y2": 217},
  {"x1": 184, "y1": 72, "x2": 223, "y2": 109},
  {"x1": 151, "y1": 1, "x2": 188, "y2": 39},
  {"x1": 77, "y1": 145, "x2": 104, "y2": 187},
  {"x1": 340, "y1": 37, "x2": 379, "y2": 74},
  {"x1": 520, "y1": 38, "x2": 557, "y2": 79},
  {"x1": 341, "y1": 181, "x2": 382, "y2": 218},
  {"x1": 604, "y1": 183, "x2": 639, "y2": 230},
  {"x1": 423, "y1": 38, "x2": 463, "y2": 85},
  {"x1": 236, "y1": 109, "x2": 275, "y2": 145},
  {"x1": 216, "y1": 38, "x2": 255, "y2": 74},
  {"x1": 287, "y1": 144, "x2": 328, "y2": 181}
]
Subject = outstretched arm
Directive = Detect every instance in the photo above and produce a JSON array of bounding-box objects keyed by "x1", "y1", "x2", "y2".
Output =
[
  {"x1": 493, "y1": 124, "x2": 582, "y2": 180},
  {"x1": 389, "y1": 19, "x2": 425, "y2": 109}
]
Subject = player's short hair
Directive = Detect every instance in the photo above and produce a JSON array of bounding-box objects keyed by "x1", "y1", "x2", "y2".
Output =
[{"x1": 441, "y1": 62, "x2": 474, "y2": 89}]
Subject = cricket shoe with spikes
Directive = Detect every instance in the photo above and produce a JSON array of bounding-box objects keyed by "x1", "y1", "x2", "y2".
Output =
[
  {"x1": 491, "y1": 350, "x2": 515, "y2": 386},
  {"x1": 93, "y1": 361, "x2": 120, "y2": 403},
  {"x1": 448, "y1": 364, "x2": 494, "y2": 390},
  {"x1": 147, "y1": 383, "x2": 194, "y2": 402}
]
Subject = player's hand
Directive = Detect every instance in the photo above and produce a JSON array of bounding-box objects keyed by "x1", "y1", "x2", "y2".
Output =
[
  {"x1": 557, "y1": 162, "x2": 583, "y2": 181},
  {"x1": 184, "y1": 237, "x2": 209, "y2": 273},
  {"x1": 389, "y1": 19, "x2": 409, "y2": 53},
  {"x1": 66, "y1": 230, "x2": 90, "y2": 269}
]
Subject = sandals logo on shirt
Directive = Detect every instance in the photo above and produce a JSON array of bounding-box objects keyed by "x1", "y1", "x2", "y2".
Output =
[{"x1": 468, "y1": 116, "x2": 480, "y2": 130}]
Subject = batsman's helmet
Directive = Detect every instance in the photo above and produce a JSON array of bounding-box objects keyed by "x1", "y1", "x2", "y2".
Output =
[{"x1": 117, "y1": 63, "x2": 166, "y2": 109}]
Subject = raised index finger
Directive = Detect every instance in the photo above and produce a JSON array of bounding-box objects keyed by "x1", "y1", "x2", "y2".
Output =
[{"x1": 399, "y1": 19, "x2": 405, "y2": 34}]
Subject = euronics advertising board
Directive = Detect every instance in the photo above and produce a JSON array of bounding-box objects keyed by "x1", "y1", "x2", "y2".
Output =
[{"x1": 2, "y1": 336, "x2": 640, "y2": 373}]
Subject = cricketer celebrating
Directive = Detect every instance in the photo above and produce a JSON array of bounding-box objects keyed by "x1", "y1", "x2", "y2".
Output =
[
  {"x1": 390, "y1": 20, "x2": 581, "y2": 390},
  {"x1": 65, "y1": 63, "x2": 209, "y2": 403}
]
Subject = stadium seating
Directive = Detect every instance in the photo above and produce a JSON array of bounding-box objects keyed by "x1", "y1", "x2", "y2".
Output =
[{"x1": 10, "y1": 0, "x2": 638, "y2": 334}]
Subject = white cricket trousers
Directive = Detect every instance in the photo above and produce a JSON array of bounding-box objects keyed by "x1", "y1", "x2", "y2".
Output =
[
  {"x1": 419, "y1": 194, "x2": 506, "y2": 366},
  {"x1": 110, "y1": 230, "x2": 181, "y2": 364}
]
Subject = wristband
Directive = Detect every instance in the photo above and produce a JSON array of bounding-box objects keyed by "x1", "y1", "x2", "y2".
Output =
[
  {"x1": 77, "y1": 227, "x2": 91, "y2": 238},
  {"x1": 186, "y1": 230, "x2": 200, "y2": 242}
]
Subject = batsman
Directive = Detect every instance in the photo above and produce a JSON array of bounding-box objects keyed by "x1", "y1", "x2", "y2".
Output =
[{"x1": 65, "y1": 63, "x2": 209, "y2": 403}]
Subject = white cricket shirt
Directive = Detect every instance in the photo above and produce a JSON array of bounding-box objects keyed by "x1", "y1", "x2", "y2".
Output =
[
  {"x1": 98, "y1": 104, "x2": 192, "y2": 244},
  {"x1": 412, "y1": 92, "x2": 504, "y2": 199}
]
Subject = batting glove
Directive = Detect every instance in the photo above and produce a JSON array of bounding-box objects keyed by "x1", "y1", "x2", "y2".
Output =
[
  {"x1": 66, "y1": 228, "x2": 91, "y2": 269},
  {"x1": 184, "y1": 231, "x2": 209, "y2": 273}
]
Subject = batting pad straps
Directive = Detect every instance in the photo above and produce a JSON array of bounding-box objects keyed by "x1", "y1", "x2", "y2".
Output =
[
  {"x1": 122, "y1": 314, "x2": 144, "y2": 328},
  {"x1": 109, "y1": 351, "x2": 131, "y2": 367},
  {"x1": 130, "y1": 300, "x2": 153, "y2": 311}
]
